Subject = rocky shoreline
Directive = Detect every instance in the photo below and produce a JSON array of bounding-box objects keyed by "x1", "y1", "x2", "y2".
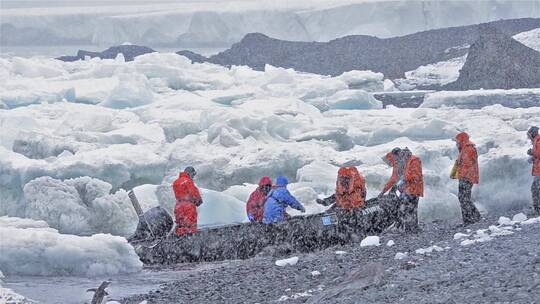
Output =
[{"x1": 122, "y1": 212, "x2": 540, "y2": 304}]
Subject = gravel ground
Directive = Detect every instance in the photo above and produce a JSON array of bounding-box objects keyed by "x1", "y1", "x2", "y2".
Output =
[{"x1": 123, "y1": 214, "x2": 540, "y2": 304}]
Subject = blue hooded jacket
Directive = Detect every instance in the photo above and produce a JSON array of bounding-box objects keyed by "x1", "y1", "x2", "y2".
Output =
[{"x1": 263, "y1": 176, "x2": 304, "y2": 224}]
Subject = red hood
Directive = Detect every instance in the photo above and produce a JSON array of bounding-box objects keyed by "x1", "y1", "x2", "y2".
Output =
[
  {"x1": 384, "y1": 152, "x2": 396, "y2": 166},
  {"x1": 456, "y1": 132, "x2": 473, "y2": 149},
  {"x1": 258, "y1": 176, "x2": 272, "y2": 188}
]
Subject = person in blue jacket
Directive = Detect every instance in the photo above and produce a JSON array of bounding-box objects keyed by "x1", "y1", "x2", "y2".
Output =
[{"x1": 263, "y1": 176, "x2": 306, "y2": 224}]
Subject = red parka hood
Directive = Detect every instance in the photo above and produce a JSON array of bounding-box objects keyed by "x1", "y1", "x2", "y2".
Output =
[
  {"x1": 258, "y1": 176, "x2": 272, "y2": 188},
  {"x1": 456, "y1": 132, "x2": 474, "y2": 149},
  {"x1": 384, "y1": 152, "x2": 397, "y2": 166}
]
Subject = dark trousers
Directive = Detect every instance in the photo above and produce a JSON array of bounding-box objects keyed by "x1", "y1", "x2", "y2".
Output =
[
  {"x1": 397, "y1": 195, "x2": 419, "y2": 232},
  {"x1": 459, "y1": 179, "x2": 481, "y2": 224},
  {"x1": 532, "y1": 176, "x2": 540, "y2": 214}
]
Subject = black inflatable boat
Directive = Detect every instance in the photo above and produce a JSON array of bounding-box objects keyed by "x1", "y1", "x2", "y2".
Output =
[{"x1": 128, "y1": 193, "x2": 400, "y2": 265}]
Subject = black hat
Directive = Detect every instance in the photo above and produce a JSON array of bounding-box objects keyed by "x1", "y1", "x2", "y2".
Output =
[
  {"x1": 184, "y1": 166, "x2": 197, "y2": 178},
  {"x1": 391, "y1": 147, "x2": 401, "y2": 155},
  {"x1": 527, "y1": 126, "x2": 539, "y2": 138}
]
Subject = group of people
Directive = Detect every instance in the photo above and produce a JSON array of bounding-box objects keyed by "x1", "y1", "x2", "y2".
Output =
[{"x1": 171, "y1": 127, "x2": 540, "y2": 236}]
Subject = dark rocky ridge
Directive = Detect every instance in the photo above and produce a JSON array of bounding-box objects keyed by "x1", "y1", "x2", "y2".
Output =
[
  {"x1": 445, "y1": 26, "x2": 540, "y2": 90},
  {"x1": 56, "y1": 45, "x2": 156, "y2": 62},
  {"x1": 178, "y1": 18, "x2": 540, "y2": 79}
]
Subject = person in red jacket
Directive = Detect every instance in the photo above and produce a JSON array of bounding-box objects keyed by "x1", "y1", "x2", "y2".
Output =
[
  {"x1": 527, "y1": 127, "x2": 540, "y2": 215},
  {"x1": 379, "y1": 147, "x2": 401, "y2": 197},
  {"x1": 173, "y1": 166, "x2": 203, "y2": 236},
  {"x1": 397, "y1": 148, "x2": 423, "y2": 232},
  {"x1": 454, "y1": 132, "x2": 481, "y2": 224},
  {"x1": 246, "y1": 176, "x2": 272, "y2": 222}
]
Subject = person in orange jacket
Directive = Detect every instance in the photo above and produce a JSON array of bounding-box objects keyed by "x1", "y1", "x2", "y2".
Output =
[
  {"x1": 527, "y1": 126, "x2": 540, "y2": 215},
  {"x1": 396, "y1": 148, "x2": 423, "y2": 232},
  {"x1": 172, "y1": 166, "x2": 203, "y2": 236},
  {"x1": 317, "y1": 167, "x2": 367, "y2": 211},
  {"x1": 454, "y1": 132, "x2": 481, "y2": 224},
  {"x1": 379, "y1": 147, "x2": 401, "y2": 197}
]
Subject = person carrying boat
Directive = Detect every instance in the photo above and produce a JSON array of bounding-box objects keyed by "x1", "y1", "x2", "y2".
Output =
[
  {"x1": 378, "y1": 147, "x2": 402, "y2": 198},
  {"x1": 173, "y1": 166, "x2": 203, "y2": 236},
  {"x1": 263, "y1": 176, "x2": 305, "y2": 224},
  {"x1": 316, "y1": 166, "x2": 366, "y2": 211},
  {"x1": 396, "y1": 148, "x2": 423, "y2": 232},
  {"x1": 246, "y1": 176, "x2": 272, "y2": 222},
  {"x1": 527, "y1": 126, "x2": 540, "y2": 215},
  {"x1": 452, "y1": 132, "x2": 481, "y2": 224}
]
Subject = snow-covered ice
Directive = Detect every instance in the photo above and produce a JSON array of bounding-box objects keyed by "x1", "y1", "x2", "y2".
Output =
[
  {"x1": 386, "y1": 240, "x2": 395, "y2": 247},
  {"x1": 1, "y1": 53, "x2": 540, "y2": 238},
  {"x1": 275, "y1": 257, "x2": 299, "y2": 267},
  {"x1": 360, "y1": 236, "x2": 380, "y2": 247},
  {"x1": 0, "y1": 217, "x2": 142, "y2": 276},
  {"x1": 421, "y1": 88, "x2": 540, "y2": 109}
]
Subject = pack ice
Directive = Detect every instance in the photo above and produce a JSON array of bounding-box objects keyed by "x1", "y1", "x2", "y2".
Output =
[
  {"x1": 0, "y1": 216, "x2": 142, "y2": 276},
  {"x1": 0, "y1": 48, "x2": 539, "y2": 276}
]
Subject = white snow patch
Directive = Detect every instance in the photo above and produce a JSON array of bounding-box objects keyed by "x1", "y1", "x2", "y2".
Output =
[
  {"x1": 398, "y1": 55, "x2": 466, "y2": 89},
  {"x1": 513, "y1": 28, "x2": 540, "y2": 52},
  {"x1": 311, "y1": 271, "x2": 321, "y2": 277},
  {"x1": 360, "y1": 236, "x2": 380, "y2": 247},
  {"x1": 275, "y1": 256, "x2": 299, "y2": 267},
  {"x1": 334, "y1": 250, "x2": 347, "y2": 255},
  {"x1": 386, "y1": 240, "x2": 395, "y2": 247}
]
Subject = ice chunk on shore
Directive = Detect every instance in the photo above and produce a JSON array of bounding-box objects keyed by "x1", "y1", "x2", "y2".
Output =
[
  {"x1": 512, "y1": 213, "x2": 527, "y2": 223},
  {"x1": 23, "y1": 176, "x2": 138, "y2": 236},
  {"x1": 394, "y1": 252, "x2": 408, "y2": 260},
  {"x1": 0, "y1": 217, "x2": 142, "y2": 276},
  {"x1": 498, "y1": 216, "x2": 514, "y2": 226},
  {"x1": 453, "y1": 232, "x2": 469, "y2": 240},
  {"x1": 360, "y1": 236, "x2": 380, "y2": 247},
  {"x1": 386, "y1": 240, "x2": 395, "y2": 247},
  {"x1": 275, "y1": 256, "x2": 299, "y2": 267},
  {"x1": 415, "y1": 245, "x2": 444, "y2": 255}
]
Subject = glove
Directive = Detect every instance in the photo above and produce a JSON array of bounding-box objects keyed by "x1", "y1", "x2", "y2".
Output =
[
  {"x1": 527, "y1": 148, "x2": 533, "y2": 156},
  {"x1": 247, "y1": 213, "x2": 255, "y2": 222},
  {"x1": 316, "y1": 198, "x2": 324, "y2": 205},
  {"x1": 299, "y1": 206, "x2": 306, "y2": 213}
]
